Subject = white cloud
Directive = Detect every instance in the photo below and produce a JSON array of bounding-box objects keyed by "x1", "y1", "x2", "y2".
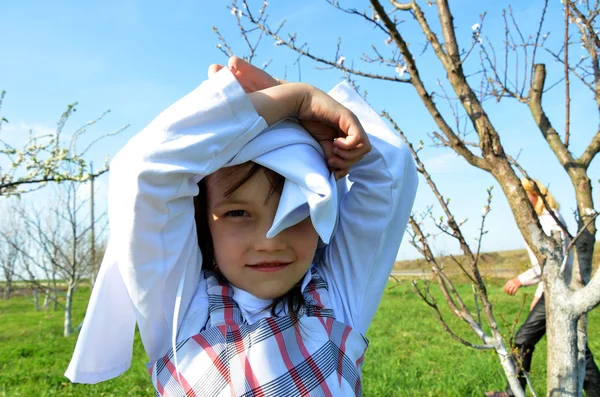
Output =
[
  {"x1": 424, "y1": 152, "x2": 468, "y2": 174},
  {"x1": 2, "y1": 121, "x2": 55, "y2": 137},
  {"x1": 1, "y1": 121, "x2": 56, "y2": 149},
  {"x1": 282, "y1": 3, "x2": 321, "y2": 23}
]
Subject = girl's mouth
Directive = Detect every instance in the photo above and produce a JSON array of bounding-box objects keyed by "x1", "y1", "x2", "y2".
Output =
[{"x1": 246, "y1": 262, "x2": 292, "y2": 272}]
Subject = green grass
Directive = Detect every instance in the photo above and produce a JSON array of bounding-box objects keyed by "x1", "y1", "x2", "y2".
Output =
[{"x1": 1, "y1": 280, "x2": 599, "y2": 396}]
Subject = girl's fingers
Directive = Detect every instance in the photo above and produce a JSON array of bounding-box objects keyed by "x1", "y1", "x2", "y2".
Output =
[
  {"x1": 328, "y1": 155, "x2": 356, "y2": 170},
  {"x1": 334, "y1": 169, "x2": 349, "y2": 180},
  {"x1": 333, "y1": 126, "x2": 370, "y2": 152},
  {"x1": 228, "y1": 56, "x2": 280, "y2": 91},
  {"x1": 333, "y1": 146, "x2": 364, "y2": 161},
  {"x1": 208, "y1": 64, "x2": 225, "y2": 78}
]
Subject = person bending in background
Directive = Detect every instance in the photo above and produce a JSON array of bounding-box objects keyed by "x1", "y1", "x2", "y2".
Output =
[{"x1": 486, "y1": 179, "x2": 600, "y2": 397}]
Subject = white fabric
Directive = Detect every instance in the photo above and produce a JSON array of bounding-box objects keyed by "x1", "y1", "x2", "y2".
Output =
[
  {"x1": 518, "y1": 209, "x2": 573, "y2": 298},
  {"x1": 66, "y1": 69, "x2": 418, "y2": 384},
  {"x1": 151, "y1": 269, "x2": 368, "y2": 397}
]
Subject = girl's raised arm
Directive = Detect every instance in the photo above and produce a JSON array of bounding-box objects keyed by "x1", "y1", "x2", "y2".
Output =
[
  {"x1": 67, "y1": 69, "x2": 270, "y2": 383},
  {"x1": 319, "y1": 82, "x2": 418, "y2": 335}
]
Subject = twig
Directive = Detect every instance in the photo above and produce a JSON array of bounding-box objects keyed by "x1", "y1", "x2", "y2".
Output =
[{"x1": 564, "y1": 1, "x2": 571, "y2": 148}]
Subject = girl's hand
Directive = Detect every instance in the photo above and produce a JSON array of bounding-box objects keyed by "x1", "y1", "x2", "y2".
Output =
[
  {"x1": 294, "y1": 87, "x2": 371, "y2": 180},
  {"x1": 208, "y1": 57, "x2": 370, "y2": 179}
]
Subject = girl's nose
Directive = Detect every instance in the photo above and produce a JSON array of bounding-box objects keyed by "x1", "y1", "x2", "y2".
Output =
[{"x1": 253, "y1": 232, "x2": 287, "y2": 252}]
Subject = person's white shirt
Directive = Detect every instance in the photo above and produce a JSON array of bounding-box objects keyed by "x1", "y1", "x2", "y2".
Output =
[
  {"x1": 518, "y1": 209, "x2": 572, "y2": 298},
  {"x1": 65, "y1": 69, "x2": 418, "y2": 384}
]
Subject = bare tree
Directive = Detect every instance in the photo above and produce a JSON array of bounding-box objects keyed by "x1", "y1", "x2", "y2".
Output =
[
  {"x1": 0, "y1": 205, "x2": 23, "y2": 300},
  {"x1": 6, "y1": 182, "x2": 107, "y2": 336},
  {"x1": 217, "y1": 1, "x2": 600, "y2": 395},
  {"x1": 0, "y1": 240, "x2": 17, "y2": 300},
  {"x1": 394, "y1": 116, "x2": 532, "y2": 396}
]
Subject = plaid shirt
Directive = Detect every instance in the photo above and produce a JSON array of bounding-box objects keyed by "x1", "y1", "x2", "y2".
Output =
[{"x1": 148, "y1": 269, "x2": 369, "y2": 396}]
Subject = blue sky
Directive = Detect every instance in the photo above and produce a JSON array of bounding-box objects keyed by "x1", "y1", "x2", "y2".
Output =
[{"x1": 1, "y1": 0, "x2": 598, "y2": 260}]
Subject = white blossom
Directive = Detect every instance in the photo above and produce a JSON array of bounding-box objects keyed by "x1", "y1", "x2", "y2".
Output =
[
  {"x1": 417, "y1": 141, "x2": 424, "y2": 150},
  {"x1": 385, "y1": 37, "x2": 393, "y2": 45},
  {"x1": 337, "y1": 56, "x2": 346, "y2": 66},
  {"x1": 274, "y1": 39, "x2": 284, "y2": 46},
  {"x1": 481, "y1": 206, "x2": 490, "y2": 216},
  {"x1": 216, "y1": 44, "x2": 222, "y2": 48},
  {"x1": 472, "y1": 23, "x2": 481, "y2": 31},
  {"x1": 231, "y1": 7, "x2": 237, "y2": 15},
  {"x1": 238, "y1": 9, "x2": 243, "y2": 17},
  {"x1": 395, "y1": 65, "x2": 407, "y2": 77}
]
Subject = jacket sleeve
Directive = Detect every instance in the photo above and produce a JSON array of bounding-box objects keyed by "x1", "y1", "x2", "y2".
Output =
[
  {"x1": 518, "y1": 210, "x2": 569, "y2": 288},
  {"x1": 318, "y1": 82, "x2": 418, "y2": 335},
  {"x1": 518, "y1": 244, "x2": 542, "y2": 286},
  {"x1": 66, "y1": 68, "x2": 268, "y2": 383},
  {"x1": 534, "y1": 282, "x2": 544, "y2": 298}
]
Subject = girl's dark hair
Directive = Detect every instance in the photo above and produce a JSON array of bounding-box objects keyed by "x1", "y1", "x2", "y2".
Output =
[{"x1": 194, "y1": 162, "x2": 306, "y2": 321}]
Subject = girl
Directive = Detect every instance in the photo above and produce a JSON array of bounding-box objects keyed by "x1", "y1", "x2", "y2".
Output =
[{"x1": 66, "y1": 57, "x2": 418, "y2": 396}]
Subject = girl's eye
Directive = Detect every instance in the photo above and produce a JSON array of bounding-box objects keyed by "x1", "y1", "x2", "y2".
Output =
[{"x1": 225, "y1": 210, "x2": 248, "y2": 218}]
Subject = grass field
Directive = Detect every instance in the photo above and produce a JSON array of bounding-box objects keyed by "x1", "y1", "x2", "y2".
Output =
[{"x1": 1, "y1": 278, "x2": 599, "y2": 396}]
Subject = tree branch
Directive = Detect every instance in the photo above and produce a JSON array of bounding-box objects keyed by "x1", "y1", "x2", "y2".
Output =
[
  {"x1": 572, "y1": 269, "x2": 600, "y2": 317},
  {"x1": 372, "y1": 0, "x2": 491, "y2": 171},
  {"x1": 528, "y1": 64, "x2": 577, "y2": 168},
  {"x1": 436, "y1": 0, "x2": 462, "y2": 68},
  {"x1": 580, "y1": 130, "x2": 600, "y2": 168}
]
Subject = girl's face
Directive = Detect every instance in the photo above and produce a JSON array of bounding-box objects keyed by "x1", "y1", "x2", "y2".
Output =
[{"x1": 206, "y1": 165, "x2": 319, "y2": 300}]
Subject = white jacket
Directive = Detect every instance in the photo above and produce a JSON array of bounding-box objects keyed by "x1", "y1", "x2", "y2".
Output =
[
  {"x1": 65, "y1": 69, "x2": 418, "y2": 384},
  {"x1": 518, "y1": 209, "x2": 573, "y2": 298}
]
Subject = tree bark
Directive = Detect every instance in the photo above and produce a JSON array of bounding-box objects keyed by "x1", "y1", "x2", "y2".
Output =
[
  {"x1": 546, "y1": 286, "x2": 580, "y2": 395},
  {"x1": 64, "y1": 283, "x2": 74, "y2": 337},
  {"x1": 2, "y1": 279, "x2": 11, "y2": 300},
  {"x1": 32, "y1": 286, "x2": 39, "y2": 311},
  {"x1": 496, "y1": 341, "x2": 526, "y2": 397}
]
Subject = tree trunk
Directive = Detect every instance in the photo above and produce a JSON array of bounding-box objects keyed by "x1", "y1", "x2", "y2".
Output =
[
  {"x1": 496, "y1": 340, "x2": 526, "y2": 397},
  {"x1": 43, "y1": 288, "x2": 50, "y2": 309},
  {"x1": 2, "y1": 278, "x2": 11, "y2": 300},
  {"x1": 546, "y1": 294, "x2": 580, "y2": 395},
  {"x1": 63, "y1": 283, "x2": 74, "y2": 336},
  {"x1": 576, "y1": 315, "x2": 588, "y2": 394},
  {"x1": 52, "y1": 275, "x2": 58, "y2": 311},
  {"x1": 543, "y1": 242, "x2": 583, "y2": 397},
  {"x1": 32, "y1": 286, "x2": 39, "y2": 311},
  {"x1": 64, "y1": 283, "x2": 74, "y2": 337}
]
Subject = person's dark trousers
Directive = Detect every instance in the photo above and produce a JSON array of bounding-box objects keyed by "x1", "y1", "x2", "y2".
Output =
[{"x1": 505, "y1": 294, "x2": 600, "y2": 397}]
